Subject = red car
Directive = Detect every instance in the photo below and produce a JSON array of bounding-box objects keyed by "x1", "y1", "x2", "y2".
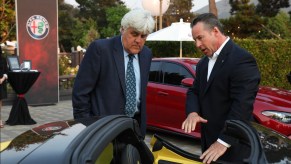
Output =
[{"x1": 146, "y1": 57, "x2": 291, "y2": 139}]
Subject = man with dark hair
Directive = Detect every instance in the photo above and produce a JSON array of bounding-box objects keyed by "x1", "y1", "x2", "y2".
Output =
[{"x1": 182, "y1": 13, "x2": 260, "y2": 163}]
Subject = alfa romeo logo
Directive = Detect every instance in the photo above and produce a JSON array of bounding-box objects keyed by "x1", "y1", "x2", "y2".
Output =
[
  {"x1": 42, "y1": 126, "x2": 62, "y2": 131},
  {"x1": 26, "y1": 15, "x2": 49, "y2": 40}
]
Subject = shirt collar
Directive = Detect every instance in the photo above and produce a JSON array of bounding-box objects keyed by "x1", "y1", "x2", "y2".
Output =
[
  {"x1": 123, "y1": 50, "x2": 137, "y2": 58},
  {"x1": 209, "y1": 37, "x2": 230, "y2": 60}
]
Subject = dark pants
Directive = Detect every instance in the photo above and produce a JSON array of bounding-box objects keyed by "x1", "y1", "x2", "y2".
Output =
[{"x1": 219, "y1": 142, "x2": 250, "y2": 163}]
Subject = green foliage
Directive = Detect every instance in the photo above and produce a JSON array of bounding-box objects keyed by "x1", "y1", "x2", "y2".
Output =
[
  {"x1": 59, "y1": 54, "x2": 71, "y2": 75},
  {"x1": 58, "y1": 2, "x2": 80, "y2": 52},
  {"x1": 84, "y1": 26, "x2": 99, "y2": 47},
  {"x1": 58, "y1": 53, "x2": 79, "y2": 75},
  {"x1": 71, "y1": 18, "x2": 99, "y2": 49},
  {"x1": 256, "y1": 12, "x2": 291, "y2": 39},
  {"x1": 163, "y1": 0, "x2": 196, "y2": 26},
  {"x1": 222, "y1": 0, "x2": 265, "y2": 38},
  {"x1": 256, "y1": 0, "x2": 290, "y2": 17},
  {"x1": 146, "y1": 39, "x2": 291, "y2": 90},
  {"x1": 235, "y1": 39, "x2": 291, "y2": 90},
  {"x1": 145, "y1": 41, "x2": 201, "y2": 58},
  {"x1": 76, "y1": 0, "x2": 124, "y2": 38},
  {"x1": 0, "y1": 0, "x2": 16, "y2": 42},
  {"x1": 100, "y1": 5, "x2": 129, "y2": 38},
  {"x1": 59, "y1": 0, "x2": 100, "y2": 52},
  {"x1": 226, "y1": 0, "x2": 290, "y2": 39}
]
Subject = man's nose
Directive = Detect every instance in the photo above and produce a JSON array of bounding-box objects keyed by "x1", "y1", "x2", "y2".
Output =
[
  {"x1": 135, "y1": 35, "x2": 143, "y2": 42},
  {"x1": 195, "y1": 40, "x2": 201, "y2": 48}
]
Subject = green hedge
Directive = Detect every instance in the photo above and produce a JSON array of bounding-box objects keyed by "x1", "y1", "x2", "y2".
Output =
[{"x1": 145, "y1": 39, "x2": 291, "y2": 90}]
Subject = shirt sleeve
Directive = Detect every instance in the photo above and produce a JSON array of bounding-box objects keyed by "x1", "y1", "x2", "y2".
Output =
[
  {"x1": 217, "y1": 138, "x2": 231, "y2": 148},
  {"x1": 3, "y1": 74, "x2": 8, "y2": 79}
]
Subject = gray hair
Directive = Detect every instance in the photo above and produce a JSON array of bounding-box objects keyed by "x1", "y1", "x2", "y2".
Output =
[{"x1": 121, "y1": 9, "x2": 155, "y2": 34}]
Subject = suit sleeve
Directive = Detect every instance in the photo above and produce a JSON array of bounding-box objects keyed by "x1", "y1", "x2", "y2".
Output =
[
  {"x1": 72, "y1": 41, "x2": 101, "y2": 119},
  {"x1": 185, "y1": 59, "x2": 203, "y2": 116},
  {"x1": 219, "y1": 53, "x2": 261, "y2": 145}
]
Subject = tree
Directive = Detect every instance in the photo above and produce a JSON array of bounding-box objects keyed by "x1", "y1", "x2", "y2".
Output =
[
  {"x1": 71, "y1": 18, "x2": 99, "y2": 49},
  {"x1": 163, "y1": 0, "x2": 195, "y2": 26},
  {"x1": 58, "y1": 0, "x2": 81, "y2": 52},
  {"x1": 59, "y1": 0, "x2": 102, "y2": 51},
  {"x1": 256, "y1": 11, "x2": 291, "y2": 39},
  {"x1": 222, "y1": 0, "x2": 265, "y2": 38},
  {"x1": 0, "y1": 0, "x2": 16, "y2": 42},
  {"x1": 84, "y1": 25, "x2": 99, "y2": 47},
  {"x1": 226, "y1": 0, "x2": 290, "y2": 39},
  {"x1": 100, "y1": 5, "x2": 129, "y2": 38},
  {"x1": 256, "y1": 0, "x2": 290, "y2": 17},
  {"x1": 209, "y1": 0, "x2": 218, "y2": 17},
  {"x1": 229, "y1": 0, "x2": 242, "y2": 15},
  {"x1": 75, "y1": 0, "x2": 124, "y2": 38}
]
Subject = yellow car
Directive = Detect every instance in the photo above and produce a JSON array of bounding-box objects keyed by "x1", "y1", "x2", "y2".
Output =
[{"x1": 1, "y1": 116, "x2": 290, "y2": 164}]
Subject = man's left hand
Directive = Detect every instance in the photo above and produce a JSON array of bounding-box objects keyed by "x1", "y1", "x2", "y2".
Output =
[
  {"x1": 200, "y1": 141, "x2": 227, "y2": 164},
  {"x1": 0, "y1": 78, "x2": 4, "y2": 84}
]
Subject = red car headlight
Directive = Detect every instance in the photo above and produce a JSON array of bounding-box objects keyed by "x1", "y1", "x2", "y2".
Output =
[{"x1": 261, "y1": 111, "x2": 291, "y2": 124}]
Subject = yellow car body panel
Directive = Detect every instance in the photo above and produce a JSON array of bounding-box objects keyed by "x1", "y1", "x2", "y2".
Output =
[
  {"x1": 150, "y1": 136, "x2": 202, "y2": 164},
  {"x1": 0, "y1": 141, "x2": 11, "y2": 152}
]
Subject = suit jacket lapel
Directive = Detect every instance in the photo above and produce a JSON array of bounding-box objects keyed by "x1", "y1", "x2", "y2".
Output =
[
  {"x1": 112, "y1": 36, "x2": 126, "y2": 95},
  {"x1": 202, "y1": 40, "x2": 232, "y2": 97},
  {"x1": 200, "y1": 57, "x2": 209, "y2": 95}
]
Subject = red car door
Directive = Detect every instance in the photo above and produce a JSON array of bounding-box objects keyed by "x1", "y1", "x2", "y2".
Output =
[{"x1": 147, "y1": 61, "x2": 200, "y2": 137}]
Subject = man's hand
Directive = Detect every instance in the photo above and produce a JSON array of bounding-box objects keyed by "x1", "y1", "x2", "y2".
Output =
[
  {"x1": 200, "y1": 141, "x2": 227, "y2": 164},
  {"x1": 181, "y1": 112, "x2": 207, "y2": 133},
  {"x1": 0, "y1": 77, "x2": 4, "y2": 84}
]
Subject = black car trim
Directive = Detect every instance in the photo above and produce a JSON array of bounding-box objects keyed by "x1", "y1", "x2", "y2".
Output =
[
  {"x1": 152, "y1": 120, "x2": 269, "y2": 164},
  {"x1": 158, "y1": 160, "x2": 181, "y2": 164},
  {"x1": 63, "y1": 115, "x2": 153, "y2": 164},
  {"x1": 147, "y1": 126, "x2": 196, "y2": 139},
  {"x1": 225, "y1": 120, "x2": 268, "y2": 164},
  {"x1": 149, "y1": 60, "x2": 194, "y2": 87},
  {"x1": 160, "y1": 61, "x2": 194, "y2": 87},
  {"x1": 152, "y1": 134, "x2": 224, "y2": 164}
]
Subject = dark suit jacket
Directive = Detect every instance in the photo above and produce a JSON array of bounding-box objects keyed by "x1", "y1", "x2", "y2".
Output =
[
  {"x1": 0, "y1": 46, "x2": 8, "y2": 100},
  {"x1": 186, "y1": 39, "x2": 260, "y2": 161},
  {"x1": 0, "y1": 46, "x2": 7, "y2": 77},
  {"x1": 72, "y1": 35, "x2": 152, "y2": 137}
]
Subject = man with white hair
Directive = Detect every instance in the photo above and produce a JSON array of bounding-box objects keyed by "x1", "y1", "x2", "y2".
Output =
[{"x1": 73, "y1": 9, "x2": 155, "y2": 138}]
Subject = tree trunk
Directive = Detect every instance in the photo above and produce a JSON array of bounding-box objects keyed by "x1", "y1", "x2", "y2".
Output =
[
  {"x1": 209, "y1": 0, "x2": 218, "y2": 17},
  {"x1": 260, "y1": 24, "x2": 282, "y2": 40}
]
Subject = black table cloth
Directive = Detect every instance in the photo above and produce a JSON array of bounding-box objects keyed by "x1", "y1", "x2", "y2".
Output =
[{"x1": 6, "y1": 71, "x2": 40, "y2": 125}]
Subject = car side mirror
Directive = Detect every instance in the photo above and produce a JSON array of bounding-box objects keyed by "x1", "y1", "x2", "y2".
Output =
[{"x1": 181, "y1": 78, "x2": 194, "y2": 87}]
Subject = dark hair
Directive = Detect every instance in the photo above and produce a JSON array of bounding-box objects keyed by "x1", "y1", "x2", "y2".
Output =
[{"x1": 191, "y1": 13, "x2": 225, "y2": 34}]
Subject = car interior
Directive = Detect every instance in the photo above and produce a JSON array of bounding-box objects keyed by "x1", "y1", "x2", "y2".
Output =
[
  {"x1": 150, "y1": 120, "x2": 268, "y2": 164},
  {"x1": 64, "y1": 115, "x2": 153, "y2": 164},
  {"x1": 94, "y1": 131, "x2": 143, "y2": 164}
]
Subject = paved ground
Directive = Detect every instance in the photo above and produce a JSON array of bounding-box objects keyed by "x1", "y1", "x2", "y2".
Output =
[{"x1": 0, "y1": 100, "x2": 201, "y2": 155}]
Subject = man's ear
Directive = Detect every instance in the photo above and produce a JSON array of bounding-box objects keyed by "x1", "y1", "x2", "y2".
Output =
[
  {"x1": 120, "y1": 27, "x2": 124, "y2": 34},
  {"x1": 213, "y1": 27, "x2": 219, "y2": 33},
  {"x1": 213, "y1": 26, "x2": 221, "y2": 36}
]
